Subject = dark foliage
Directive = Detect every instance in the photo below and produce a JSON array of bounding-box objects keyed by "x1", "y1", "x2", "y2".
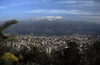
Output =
[
  {"x1": 18, "y1": 46, "x2": 55, "y2": 65},
  {"x1": 80, "y1": 41, "x2": 100, "y2": 65}
]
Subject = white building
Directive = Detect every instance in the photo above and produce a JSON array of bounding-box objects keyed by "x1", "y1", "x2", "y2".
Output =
[{"x1": 45, "y1": 47, "x2": 51, "y2": 54}]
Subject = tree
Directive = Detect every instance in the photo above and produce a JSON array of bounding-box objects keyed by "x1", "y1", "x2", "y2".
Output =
[
  {"x1": 80, "y1": 41, "x2": 100, "y2": 65},
  {"x1": 0, "y1": 57, "x2": 12, "y2": 65},
  {"x1": 56, "y1": 41, "x2": 81, "y2": 65},
  {"x1": 50, "y1": 49, "x2": 62, "y2": 65},
  {"x1": 0, "y1": 20, "x2": 18, "y2": 65},
  {"x1": 19, "y1": 46, "x2": 55, "y2": 65},
  {"x1": 0, "y1": 46, "x2": 12, "y2": 56},
  {"x1": 0, "y1": 20, "x2": 18, "y2": 48}
]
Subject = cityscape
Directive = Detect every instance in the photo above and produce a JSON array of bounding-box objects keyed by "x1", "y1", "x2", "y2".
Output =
[{"x1": 5, "y1": 33, "x2": 100, "y2": 54}]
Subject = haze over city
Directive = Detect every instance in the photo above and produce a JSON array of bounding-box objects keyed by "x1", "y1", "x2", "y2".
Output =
[{"x1": 0, "y1": 0, "x2": 100, "y2": 23}]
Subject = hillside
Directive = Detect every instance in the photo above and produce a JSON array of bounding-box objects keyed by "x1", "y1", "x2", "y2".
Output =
[{"x1": 3, "y1": 18, "x2": 100, "y2": 35}]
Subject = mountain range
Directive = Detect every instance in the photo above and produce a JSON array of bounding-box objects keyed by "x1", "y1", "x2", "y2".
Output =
[{"x1": 2, "y1": 16, "x2": 100, "y2": 35}]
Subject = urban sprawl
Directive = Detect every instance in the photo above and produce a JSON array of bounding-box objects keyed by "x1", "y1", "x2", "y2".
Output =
[{"x1": 4, "y1": 33, "x2": 100, "y2": 54}]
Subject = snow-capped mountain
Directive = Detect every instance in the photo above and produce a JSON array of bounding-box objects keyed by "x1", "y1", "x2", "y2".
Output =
[
  {"x1": 21, "y1": 16, "x2": 62, "y2": 21},
  {"x1": 3, "y1": 17, "x2": 100, "y2": 35}
]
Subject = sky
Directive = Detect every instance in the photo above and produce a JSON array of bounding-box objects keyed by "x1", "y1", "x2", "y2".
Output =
[{"x1": 0, "y1": 0, "x2": 100, "y2": 23}]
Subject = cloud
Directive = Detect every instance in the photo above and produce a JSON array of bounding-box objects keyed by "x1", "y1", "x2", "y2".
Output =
[
  {"x1": 26, "y1": 9, "x2": 100, "y2": 15},
  {"x1": 11, "y1": 2, "x2": 30, "y2": 6},
  {"x1": 34, "y1": 16, "x2": 62, "y2": 19},
  {"x1": 26, "y1": 10, "x2": 67, "y2": 14},
  {"x1": 56, "y1": 1, "x2": 76, "y2": 4},
  {"x1": 81, "y1": 16, "x2": 100, "y2": 19},
  {"x1": 79, "y1": 15, "x2": 100, "y2": 22},
  {"x1": 27, "y1": 10, "x2": 46, "y2": 13},
  {"x1": 10, "y1": 0, "x2": 52, "y2": 7},
  {"x1": 0, "y1": 6, "x2": 6, "y2": 9},
  {"x1": 77, "y1": 1, "x2": 100, "y2": 7},
  {"x1": 92, "y1": 0, "x2": 100, "y2": 2},
  {"x1": 10, "y1": 1, "x2": 38, "y2": 7},
  {"x1": 56, "y1": 0, "x2": 100, "y2": 7},
  {"x1": 56, "y1": 1, "x2": 94, "y2": 4}
]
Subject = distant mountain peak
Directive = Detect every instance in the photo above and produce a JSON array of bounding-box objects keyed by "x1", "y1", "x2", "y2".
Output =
[
  {"x1": 33, "y1": 16, "x2": 62, "y2": 21},
  {"x1": 22, "y1": 16, "x2": 62, "y2": 21}
]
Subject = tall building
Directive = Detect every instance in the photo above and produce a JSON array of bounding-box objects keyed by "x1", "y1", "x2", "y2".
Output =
[{"x1": 46, "y1": 47, "x2": 51, "y2": 54}]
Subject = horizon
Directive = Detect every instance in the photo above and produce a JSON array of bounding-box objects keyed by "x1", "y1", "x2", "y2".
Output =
[
  {"x1": 0, "y1": 0, "x2": 100, "y2": 23},
  {"x1": 0, "y1": 16, "x2": 100, "y2": 24}
]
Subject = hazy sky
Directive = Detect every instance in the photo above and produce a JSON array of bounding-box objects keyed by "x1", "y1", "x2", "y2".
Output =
[{"x1": 0, "y1": 0, "x2": 100, "y2": 22}]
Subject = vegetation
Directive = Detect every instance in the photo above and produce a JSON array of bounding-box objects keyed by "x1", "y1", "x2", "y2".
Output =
[
  {"x1": 2, "y1": 52, "x2": 18, "y2": 62},
  {"x1": 0, "y1": 20, "x2": 18, "y2": 48},
  {"x1": 18, "y1": 46, "x2": 55, "y2": 65},
  {"x1": 80, "y1": 41, "x2": 100, "y2": 65},
  {"x1": 0, "y1": 20, "x2": 18, "y2": 65}
]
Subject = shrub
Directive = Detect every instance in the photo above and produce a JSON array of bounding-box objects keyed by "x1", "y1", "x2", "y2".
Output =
[
  {"x1": 0, "y1": 57, "x2": 12, "y2": 65},
  {"x1": 2, "y1": 52, "x2": 18, "y2": 62}
]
